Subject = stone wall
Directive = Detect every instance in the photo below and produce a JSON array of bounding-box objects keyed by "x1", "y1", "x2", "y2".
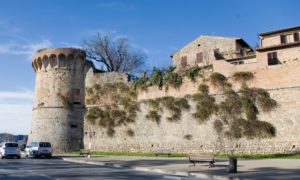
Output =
[
  {"x1": 85, "y1": 70, "x2": 129, "y2": 88},
  {"x1": 138, "y1": 63, "x2": 300, "y2": 100},
  {"x1": 84, "y1": 87, "x2": 300, "y2": 154}
]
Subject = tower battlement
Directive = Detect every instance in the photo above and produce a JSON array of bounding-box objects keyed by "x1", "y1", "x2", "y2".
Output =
[{"x1": 32, "y1": 48, "x2": 86, "y2": 72}]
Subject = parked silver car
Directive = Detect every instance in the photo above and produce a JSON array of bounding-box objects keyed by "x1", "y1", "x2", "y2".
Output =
[
  {"x1": 25, "y1": 141, "x2": 52, "y2": 158},
  {"x1": 0, "y1": 142, "x2": 21, "y2": 159}
]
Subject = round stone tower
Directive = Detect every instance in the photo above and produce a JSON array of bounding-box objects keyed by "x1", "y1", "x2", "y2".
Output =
[{"x1": 28, "y1": 48, "x2": 89, "y2": 153}]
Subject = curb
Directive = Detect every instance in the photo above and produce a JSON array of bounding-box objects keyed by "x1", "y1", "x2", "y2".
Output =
[{"x1": 62, "y1": 158, "x2": 229, "y2": 180}]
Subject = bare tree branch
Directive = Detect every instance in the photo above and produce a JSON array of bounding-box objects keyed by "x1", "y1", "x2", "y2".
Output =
[{"x1": 83, "y1": 33, "x2": 145, "y2": 73}]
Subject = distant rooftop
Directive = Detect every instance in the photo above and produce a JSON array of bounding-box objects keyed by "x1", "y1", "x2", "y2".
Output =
[
  {"x1": 259, "y1": 25, "x2": 300, "y2": 37},
  {"x1": 170, "y1": 35, "x2": 250, "y2": 57}
]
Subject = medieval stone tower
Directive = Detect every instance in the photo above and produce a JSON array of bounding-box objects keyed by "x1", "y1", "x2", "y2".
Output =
[{"x1": 28, "y1": 48, "x2": 89, "y2": 153}]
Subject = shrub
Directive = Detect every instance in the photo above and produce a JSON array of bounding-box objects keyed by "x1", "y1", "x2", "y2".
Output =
[
  {"x1": 232, "y1": 72, "x2": 254, "y2": 82},
  {"x1": 145, "y1": 110, "x2": 161, "y2": 124},
  {"x1": 241, "y1": 97, "x2": 258, "y2": 121},
  {"x1": 126, "y1": 128, "x2": 135, "y2": 137},
  {"x1": 213, "y1": 120, "x2": 223, "y2": 135},
  {"x1": 219, "y1": 90, "x2": 242, "y2": 119},
  {"x1": 209, "y1": 72, "x2": 231, "y2": 90},
  {"x1": 174, "y1": 98, "x2": 190, "y2": 110},
  {"x1": 243, "y1": 120, "x2": 276, "y2": 139},
  {"x1": 163, "y1": 67, "x2": 182, "y2": 89},
  {"x1": 192, "y1": 93, "x2": 217, "y2": 123},
  {"x1": 150, "y1": 67, "x2": 164, "y2": 89},
  {"x1": 229, "y1": 118, "x2": 247, "y2": 139},
  {"x1": 132, "y1": 76, "x2": 149, "y2": 91},
  {"x1": 184, "y1": 134, "x2": 192, "y2": 140},
  {"x1": 185, "y1": 67, "x2": 201, "y2": 82},
  {"x1": 255, "y1": 88, "x2": 277, "y2": 112},
  {"x1": 145, "y1": 99, "x2": 161, "y2": 111},
  {"x1": 198, "y1": 84, "x2": 209, "y2": 94}
]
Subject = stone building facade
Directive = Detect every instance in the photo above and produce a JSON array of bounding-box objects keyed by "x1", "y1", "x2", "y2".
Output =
[{"x1": 171, "y1": 36, "x2": 253, "y2": 70}]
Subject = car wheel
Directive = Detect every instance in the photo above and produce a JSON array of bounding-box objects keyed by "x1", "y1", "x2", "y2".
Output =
[{"x1": 17, "y1": 156, "x2": 21, "y2": 159}]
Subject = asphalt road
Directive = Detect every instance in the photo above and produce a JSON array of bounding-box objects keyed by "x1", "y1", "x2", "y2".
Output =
[{"x1": 0, "y1": 157, "x2": 199, "y2": 180}]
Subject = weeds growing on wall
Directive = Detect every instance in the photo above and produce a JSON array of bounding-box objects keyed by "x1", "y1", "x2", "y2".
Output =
[
  {"x1": 213, "y1": 120, "x2": 223, "y2": 135},
  {"x1": 163, "y1": 67, "x2": 183, "y2": 90},
  {"x1": 85, "y1": 82, "x2": 140, "y2": 137},
  {"x1": 126, "y1": 128, "x2": 135, "y2": 137},
  {"x1": 145, "y1": 110, "x2": 161, "y2": 124},
  {"x1": 210, "y1": 74, "x2": 277, "y2": 139},
  {"x1": 198, "y1": 84, "x2": 209, "y2": 94},
  {"x1": 184, "y1": 134, "x2": 192, "y2": 140},
  {"x1": 209, "y1": 72, "x2": 231, "y2": 89},
  {"x1": 132, "y1": 76, "x2": 150, "y2": 91},
  {"x1": 232, "y1": 71, "x2": 254, "y2": 83},
  {"x1": 185, "y1": 67, "x2": 201, "y2": 82},
  {"x1": 57, "y1": 93, "x2": 71, "y2": 109},
  {"x1": 144, "y1": 96, "x2": 190, "y2": 123},
  {"x1": 192, "y1": 93, "x2": 218, "y2": 123},
  {"x1": 159, "y1": 96, "x2": 190, "y2": 122},
  {"x1": 150, "y1": 67, "x2": 164, "y2": 89}
]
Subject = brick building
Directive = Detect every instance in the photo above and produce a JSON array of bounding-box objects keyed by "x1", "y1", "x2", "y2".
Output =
[{"x1": 171, "y1": 25, "x2": 300, "y2": 74}]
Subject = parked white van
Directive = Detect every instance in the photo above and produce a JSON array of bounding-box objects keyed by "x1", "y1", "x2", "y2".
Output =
[
  {"x1": 0, "y1": 142, "x2": 21, "y2": 159},
  {"x1": 25, "y1": 142, "x2": 52, "y2": 158}
]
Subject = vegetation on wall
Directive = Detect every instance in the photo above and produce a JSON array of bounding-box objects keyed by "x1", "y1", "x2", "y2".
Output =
[
  {"x1": 144, "y1": 96, "x2": 190, "y2": 123},
  {"x1": 185, "y1": 67, "x2": 201, "y2": 82},
  {"x1": 207, "y1": 72, "x2": 277, "y2": 139},
  {"x1": 85, "y1": 67, "x2": 277, "y2": 140},
  {"x1": 232, "y1": 71, "x2": 254, "y2": 83},
  {"x1": 85, "y1": 82, "x2": 139, "y2": 137}
]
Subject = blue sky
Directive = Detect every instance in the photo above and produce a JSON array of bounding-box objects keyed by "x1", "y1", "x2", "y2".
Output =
[{"x1": 0, "y1": 0, "x2": 299, "y2": 134}]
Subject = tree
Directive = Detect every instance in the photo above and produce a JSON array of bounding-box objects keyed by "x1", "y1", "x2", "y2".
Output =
[{"x1": 83, "y1": 33, "x2": 145, "y2": 72}]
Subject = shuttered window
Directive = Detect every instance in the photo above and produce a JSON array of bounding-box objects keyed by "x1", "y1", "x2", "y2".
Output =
[
  {"x1": 196, "y1": 52, "x2": 203, "y2": 63},
  {"x1": 267, "y1": 52, "x2": 278, "y2": 65},
  {"x1": 280, "y1": 35, "x2": 288, "y2": 44},
  {"x1": 294, "y1": 32, "x2": 300, "y2": 42},
  {"x1": 181, "y1": 56, "x2": 187, "y2": 68}
]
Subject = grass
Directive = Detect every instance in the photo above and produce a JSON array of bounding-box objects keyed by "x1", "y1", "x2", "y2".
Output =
[
  {"x1": 215, "y1": 153, "x2": 300, "y2": 159},
  {"x1": 69, "y1": 151, "x2": 188, "y2": 157}
]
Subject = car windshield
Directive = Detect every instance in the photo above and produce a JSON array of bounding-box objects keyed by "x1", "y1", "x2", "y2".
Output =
[
  {"x1": 39, "y1": 142, "x2": 51, "y2": 147},
  {"x1": 5, "y1": 143, "x2": 18, "y2": 147}
]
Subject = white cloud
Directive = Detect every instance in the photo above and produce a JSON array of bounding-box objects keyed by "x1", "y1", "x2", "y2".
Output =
[
  {"x1": 0, "y1": 39, "x2": 52, "y2": 59},
  {"x1": 0, "y1": 89, "x2": 34, "y2": 135},
  {"x1": 0, "y1": 90, "x2": 34, "y2": 100},
  {"x1": 0, "y1": 103, "x2": 32, "y2": 135}
]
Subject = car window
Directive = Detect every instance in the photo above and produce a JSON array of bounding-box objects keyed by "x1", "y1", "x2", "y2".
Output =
[
  {"x1": 5, "y1": 143, "x2": 18, "y2": 147},
  {"x1": 39, "y1": 142, "x2": 51, "y2": 147}
]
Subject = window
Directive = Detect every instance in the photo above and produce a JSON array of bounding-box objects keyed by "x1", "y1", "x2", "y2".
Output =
[
  {"x1": 214, "y1": 48, "x2": 223, "y2": 60},
  {"x1": 181, "y1": 56, "x2": 187, "y2": 68},
  {"x1": 294, "y1": 32, "x2": 300, "y2": 42},
  {"x1": 39, "y1": 142, "x2": 51, "y2": 147},
  {"x1": 280, "y1": 35, "x2": 289, "y2": 44},
  {"x1": 196, "y1": 52, "x2": 203, "y2": 63},
  {"x1": 268, "y1": 52, "x2": 278, "y2": 65}
]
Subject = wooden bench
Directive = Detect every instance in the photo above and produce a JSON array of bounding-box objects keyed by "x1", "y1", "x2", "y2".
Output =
[
  {"x1": 188, "y1": 155, "x2": 215, "y2": 168},
  {"x1": 153, "y1": 150, "x2": 171, "y2": 157},
  {"x1": 79, "y1": 149, "x2": 91, "y2": 157}
]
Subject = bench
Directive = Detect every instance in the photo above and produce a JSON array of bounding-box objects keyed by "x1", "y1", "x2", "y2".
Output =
[
  {"x1": 153, "y1": 150, "x2": 171, "y2": 157},
  {"x1": 188, "y1": 155, "x2": 215, "y2": 168},
  {"x1": 79, "y1": 149, "x2": 91, "y2": 157}
]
